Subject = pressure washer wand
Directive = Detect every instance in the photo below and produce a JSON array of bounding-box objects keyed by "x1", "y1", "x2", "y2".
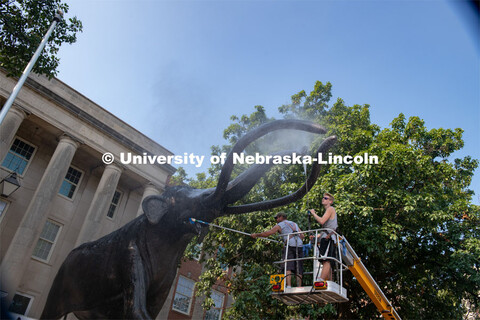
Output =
[{"x1": 189, "y1": 218, "x2": 282, "y2": 244}]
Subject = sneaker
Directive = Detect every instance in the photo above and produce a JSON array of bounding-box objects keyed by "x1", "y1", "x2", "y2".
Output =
[{"x1": 286, "y1": 285, "x2": 292, "y2": 289}]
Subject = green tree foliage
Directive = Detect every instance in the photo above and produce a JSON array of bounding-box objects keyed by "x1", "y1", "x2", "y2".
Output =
[
  {"x1": 0, "y1": 0, "x2": 82, "y2": 78},
  {"x1": 176, "y1": 81, "x2": 479, "y2": 319}
]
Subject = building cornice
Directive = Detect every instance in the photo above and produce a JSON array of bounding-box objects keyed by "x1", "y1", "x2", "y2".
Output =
[{"x1": 22, "y1": 75, "x2": 176, "y2": 176}]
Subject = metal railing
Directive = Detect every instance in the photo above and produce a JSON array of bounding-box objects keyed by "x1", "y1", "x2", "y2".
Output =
[{"x1": 273, "y1": 228, "x2": 347, "y2": 296}]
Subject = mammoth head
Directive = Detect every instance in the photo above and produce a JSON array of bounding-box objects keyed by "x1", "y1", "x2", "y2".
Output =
[{"x1": 142, "y1": 119, "x2": 337, "y2": 226}]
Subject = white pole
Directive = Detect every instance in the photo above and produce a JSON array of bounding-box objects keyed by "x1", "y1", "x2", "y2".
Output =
[{"x1": 0, "y1": 9, "x2": 63, "y2": 125}]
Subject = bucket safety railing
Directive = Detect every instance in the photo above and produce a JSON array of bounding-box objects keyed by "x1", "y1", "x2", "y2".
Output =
[
  {"x1": 272, "y1": 228, "x2": 401, "y2": 320},
  {"x1": 274, "y1": 228, "x2": 347, "y2": 295}
]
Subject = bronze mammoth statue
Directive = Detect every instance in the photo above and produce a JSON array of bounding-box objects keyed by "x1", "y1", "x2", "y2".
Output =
[{"x1": 40, "y1": 119, "x2": 337, "y2": 319}]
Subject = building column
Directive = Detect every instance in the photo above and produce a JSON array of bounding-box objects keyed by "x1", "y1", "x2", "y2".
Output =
[
  {"x1": 136, "y1": 183, "x2": 161, "y2": 217},
  {"x1": 0, "y1": 106, "x2": 27, "y2": 161},
  {"x1": 75, "y1": 163, "x2": 123, "y2": 246},
  {"x1": 0, "y1": 134, "x2": 79, "y2": 301}
]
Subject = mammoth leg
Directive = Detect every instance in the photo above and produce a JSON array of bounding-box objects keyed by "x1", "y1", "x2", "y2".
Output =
[
  {"x1": 123, "y1": 241, "x2": 151, "y2": 320},
  {"x1": 145, "y1": 267, "x2": 179, "y2": 318},
  {"x1": 40, "y1": 263, "x2": 71, "y2": 319}
]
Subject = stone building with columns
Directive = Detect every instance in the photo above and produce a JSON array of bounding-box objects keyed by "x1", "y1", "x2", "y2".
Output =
[{"x1": 0, "y1": 70, "x2": 231, "y2": 319}]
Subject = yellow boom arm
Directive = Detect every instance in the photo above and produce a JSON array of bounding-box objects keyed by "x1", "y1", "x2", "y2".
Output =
[{"x1": 340, "y1": 237, "x2": 402, "y2": 320}]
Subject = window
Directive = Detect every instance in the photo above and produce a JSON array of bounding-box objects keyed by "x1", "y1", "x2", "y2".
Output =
[
  {"x1": 217, "y1": 246, "x2": 228, "y2": 271},
  {"x1": 107, "y1": 190, "x2": 122, "y2": 219},
  {"x1": 1, "y1": 138, "x2": 36, "y2": 175},
  {"x1": 8, "y1": 293, "x2": 33, "y2": 315},
  {"x1": 58, "y1": 167, "x2": 82, "y2": 199},
  {"x1": 204, "y1": 290, "x2": 225, "y2": 320},
  {"x1": 172, "y1": 276, "x2": 195, "y2": 315},
  {"x1": 0, "y1": 199, "x2": 8, "y2": 221},
  {"x1": 193, "y1": 242, "x2": 203, "y2": 261},
  {"x1": 32, "y1": 220, "x2": 61, "y2": 261}
]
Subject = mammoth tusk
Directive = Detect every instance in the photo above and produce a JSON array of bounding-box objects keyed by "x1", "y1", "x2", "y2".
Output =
[
  {"x1": 205, "y1": 119, "x2": 327, "y2": 206},
  {"x1": 222, "y1": 149, "x2": 307, "y2": 206},
  {"x1": 223, "y1": 135, "x2": 337, "y2": 215}
]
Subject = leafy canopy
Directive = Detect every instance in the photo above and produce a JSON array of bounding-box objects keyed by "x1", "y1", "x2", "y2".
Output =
[
  {"x1": 0, "y1": 0, "x2": 82, "y2": 78},
  {"x1": 176, "y1": 81, "x2": 479, "y2": 319}
]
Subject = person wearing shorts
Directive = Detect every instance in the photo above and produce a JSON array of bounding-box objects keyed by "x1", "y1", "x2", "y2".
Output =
[
  {"x1": 251, "y1": 212, "x2": 304, "y2": 288},
  {"x1": 308, "y1": 192, "x2": 338, "y2": 281}
]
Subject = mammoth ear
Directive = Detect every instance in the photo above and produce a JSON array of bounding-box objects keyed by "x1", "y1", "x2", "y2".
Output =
[{"x1": 142, "y1": 195, "x2": 168, "y2": 224}]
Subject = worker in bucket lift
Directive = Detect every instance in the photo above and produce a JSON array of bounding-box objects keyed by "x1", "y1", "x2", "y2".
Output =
[
  {"x1": 308, "y1": 192, "x2": 338, "y2": 281},
  {"x1": 251, "y1": 212, "x2": 304, "y2": 288}
]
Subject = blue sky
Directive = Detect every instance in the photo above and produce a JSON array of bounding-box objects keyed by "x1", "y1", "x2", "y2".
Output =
[{"x1": 56, "y1": 0, "x2": 479, "y2": 203}]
